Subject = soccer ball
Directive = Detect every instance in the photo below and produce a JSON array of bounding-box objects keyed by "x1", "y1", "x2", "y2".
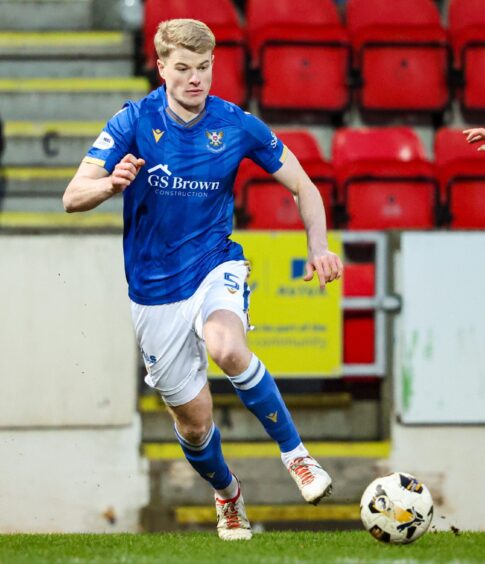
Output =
[{"x1": 360, "y1": 472, "x2": 434, "y2": 544}]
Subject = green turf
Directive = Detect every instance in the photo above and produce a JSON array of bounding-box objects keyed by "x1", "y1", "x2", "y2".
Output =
[{"x1": 0, "y1": 531, "x2": 483, "y2": 563}]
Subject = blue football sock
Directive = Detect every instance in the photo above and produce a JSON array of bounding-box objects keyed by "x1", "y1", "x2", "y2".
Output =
[
  {"x1": 229, "y1": 355, "x2": 301, "y2": 452},
  {"x1": 174, "y1": 423, "x2": 232, "y2": 490}
]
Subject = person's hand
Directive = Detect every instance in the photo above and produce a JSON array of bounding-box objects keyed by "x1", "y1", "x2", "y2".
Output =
[
  {"x1": 304, "y1": 249, "x2": 343, "y2": 290},
  {"x1": 111, "y1": 153, "x2": 145, "y2": 193},
  {"x1": 463, "y1": 128, "x2": 485, "y2": 151}
]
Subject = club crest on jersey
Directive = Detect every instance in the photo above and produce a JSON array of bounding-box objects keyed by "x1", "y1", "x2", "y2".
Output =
[
  {"x1": 152, "y1": 128, "x2": 165, "y2": 143},
  {"x1": 206, "y1": 130, "x2": 225, "y2": 153}
]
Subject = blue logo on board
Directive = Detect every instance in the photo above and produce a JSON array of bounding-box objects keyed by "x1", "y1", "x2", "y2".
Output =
[{"x1": 291, "y1": 259, "x2": 306, "y2": 279}]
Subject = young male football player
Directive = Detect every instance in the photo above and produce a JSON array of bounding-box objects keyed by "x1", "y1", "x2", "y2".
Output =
[{"x1": 63, "y1": 19, "x2": 343, "y2": 541}]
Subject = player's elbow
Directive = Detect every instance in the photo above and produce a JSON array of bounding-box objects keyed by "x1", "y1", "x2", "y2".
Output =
[
  {"x1": 62, "y1": 196, "x2": 72, "y2": 213},
  {"x1": 62, "y1": 190, "x2": 76, "y2": 213},
  {"x1": 62, "y1": 179, "x2": 81, "y2": 212}
]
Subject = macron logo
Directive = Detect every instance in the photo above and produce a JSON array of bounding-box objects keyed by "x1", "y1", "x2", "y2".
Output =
[{"x1": 148, "y1": 163, "x2": 172, "y2": 176}]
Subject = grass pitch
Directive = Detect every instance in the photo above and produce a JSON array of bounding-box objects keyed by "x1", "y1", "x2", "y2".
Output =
[{"x1": 0, "y1": 531, "x2": 484, "y2": 563}]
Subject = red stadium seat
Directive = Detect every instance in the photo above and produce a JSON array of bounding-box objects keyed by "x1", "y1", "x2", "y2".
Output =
[
  {"x1": 344, "y1": 312, "x2": 375, "y2": 364},
  {"x1": 346, "y1": 0, "x2": 449, "y2": 113},
  {"x1": 332, "y1": 127, "x2": 438, "y2": 229},
  {"x1": 435, "y1": 128, "x2": 485, "y2": 228},
  {"x1": 343, "y1": 263, "x2": 376, "y2": 365},
  {"x1": 343, "y1": 263, "x2": 375, "y2": 297},
  {"x1": 449, "y1": 0, "x2": 485, "y2": 112},
  {"x1": 235, "y1": 130, "x2": 336, "y2": 230},
  {"x1": 144, "y1": 0, "x2": 247, "y2": 105},
  {"x1": 246, "y1": 0, "x2": 350, "y2": 113}
]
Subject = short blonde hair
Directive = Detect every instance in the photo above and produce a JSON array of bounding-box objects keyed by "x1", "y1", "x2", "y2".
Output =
[{"x1": 155, "y1": 19, "x2": 216, "y2": 60}]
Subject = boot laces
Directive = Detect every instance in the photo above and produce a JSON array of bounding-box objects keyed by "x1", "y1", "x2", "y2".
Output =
[
  {"x1": 290, "y1": 456, "x2": 317, "y2": 486},
  {"x1": 221, "y1": 501, "x2": 240, "y2": 529}
]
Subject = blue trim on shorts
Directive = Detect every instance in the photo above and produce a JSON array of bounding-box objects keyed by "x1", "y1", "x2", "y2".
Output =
[{"x1": 243, "y1": 281, "x2": 250, "y2": 313}]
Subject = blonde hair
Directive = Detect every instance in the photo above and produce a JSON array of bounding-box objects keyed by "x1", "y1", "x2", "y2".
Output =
[{"x1": 155, "y1": 19, "x2": 216, "y2": 60}]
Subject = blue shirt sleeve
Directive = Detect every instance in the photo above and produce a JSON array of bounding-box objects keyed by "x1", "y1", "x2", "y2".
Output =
[
  {"x1": 242, "y1": 112, "x2": 286, "y2": 174},
  {"x1": 83, "y1": 102, "x2": 137, "y2": 173}
]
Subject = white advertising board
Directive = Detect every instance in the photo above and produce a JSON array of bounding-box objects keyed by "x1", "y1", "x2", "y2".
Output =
[
  {"x1": 0, "y1": 234, "x2": 137, "y2": 427},
  {"x1": 397, "y1": 233, "x2": 485, "y2": 424}
]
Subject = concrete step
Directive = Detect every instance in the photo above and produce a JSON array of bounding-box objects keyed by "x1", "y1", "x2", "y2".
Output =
[
  {"x1": 0, "y1": 195, "x2": 122, "y2": 213},
  {"x1": 92, "y1": 0, "x2": 143, "y2": 31},
  {"x1": 0, "y1": 0, "x2": 93, "y2": 31},
  {"x1": 0, "y1": 77, "x2": 149, "y2": 121},
  {"x1": 1, "y1": 166, "x2": 76, "y2": 194},
  {"x1": 0, "y1": 32, "x2": 134, "y2": 78},
  {"x1": 143, "y1": 503, "x2": 362, "y2": 532},
  {"x1": 0, "y1": 32, "x2": 133, "y2": 57},
  {"x1": 0, "y1": 210, "x2": 122, "y2": 229},
  {"x1": 140, "y1": 441, "x2": 387, "y2": 531},
  {"x1": 0, "y1": 59, "x2": 133, "y2": 78},
  {"x1": 140, "y1": 394, "x2": 381, "y2": 442},
  {"x1": 3, "y1": 122, "x2": 104, "y2": 167},
  {"x1": 175, "y1": 504, "x2": 361, "y2": 526},
  {"x1": 0, "y1": 167, "x2": 123, "y2": 213},
  {"x1": 143, "y1": 442, "x2": 387, "y2": 505}
]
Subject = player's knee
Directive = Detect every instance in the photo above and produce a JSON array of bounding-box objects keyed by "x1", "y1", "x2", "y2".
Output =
[
  {"x1": 178, "y1": 421, "x2": 213, "y2": 445},
  {"x1": 204, "y1": 310, "x2": 249, "y2": 371},
  {"x1": 209, "y1": 342, "x2": 247, "y2": 374}
]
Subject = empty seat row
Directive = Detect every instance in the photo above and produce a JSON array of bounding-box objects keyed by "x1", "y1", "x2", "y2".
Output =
[
  {"x1": 234, "y1": 127, "x2": 485, "y2": 230},
  {"x1": 340, "y1": 262, "x2": 376, "y2": 365},
  {"x1": 143, "y1": 0, "x2": 485, "y2": 114}
]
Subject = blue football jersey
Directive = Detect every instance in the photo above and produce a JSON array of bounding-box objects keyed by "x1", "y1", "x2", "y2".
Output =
[{"x1": 84, "y1": 86, "x2": 286, "y2": 305}]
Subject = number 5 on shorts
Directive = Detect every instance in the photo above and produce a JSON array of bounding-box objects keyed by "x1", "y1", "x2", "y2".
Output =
[{"x1": 224, "y1": 272, "x2": 240, "y2": 291}]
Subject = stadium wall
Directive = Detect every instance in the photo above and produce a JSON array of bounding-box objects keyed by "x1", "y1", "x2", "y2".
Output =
[
  {"x1": 387, "y1": 424, "x2": 485, "y2": 532},
  {"x1": 0, "y1": 233, "x2": 149, "y2": 532},
  {"x1": 1, "y1": 232, "x2": 484, "y2": 532},
  {"x1": 388, "y1": 232, "x2": 485, "y2": 532}
]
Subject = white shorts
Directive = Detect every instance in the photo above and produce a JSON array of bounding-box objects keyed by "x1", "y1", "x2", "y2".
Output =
[{"x1": 131, "y1": 260, "x2": 250, "y2": 407}]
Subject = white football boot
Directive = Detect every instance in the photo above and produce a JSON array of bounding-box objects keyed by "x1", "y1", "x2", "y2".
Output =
[
  {"x1": 288, "y1": 456, "x2": 333, "y2": 505},
  {"x1": 215, "y1": 477, "x2": 252, "y2": 541}
]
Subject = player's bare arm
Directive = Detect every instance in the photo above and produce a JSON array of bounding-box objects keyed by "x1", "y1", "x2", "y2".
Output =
[
  {"x1": 272, "y1": 149, "x2": 343, "y2": 289},
  {"x1": 63, "y1": 153, "x2": 145, "y2": 213},
  {"x1": 463, "y1": 128, "x2": 485, "y2": 151}
]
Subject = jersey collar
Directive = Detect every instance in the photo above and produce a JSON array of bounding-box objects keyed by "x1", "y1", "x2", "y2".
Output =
[
  {"x1": 160, "y1": 85, "x2": 209, "y2": 129},
  {"x1": 165, "y1": 105, "x2": 207, "y2": 128}
]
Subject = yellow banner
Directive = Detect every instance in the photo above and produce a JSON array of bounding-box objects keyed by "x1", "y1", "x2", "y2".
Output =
[{"x1": 209, "y1": 231, "x2": 342, "y2": 377}]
